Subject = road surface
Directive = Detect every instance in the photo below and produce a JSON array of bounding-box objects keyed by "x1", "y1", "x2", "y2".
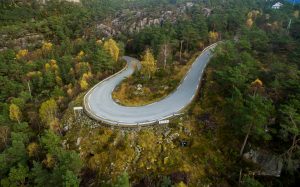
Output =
[{"x1": 84, "y1": 43, "x2": 218, "y2": 126}]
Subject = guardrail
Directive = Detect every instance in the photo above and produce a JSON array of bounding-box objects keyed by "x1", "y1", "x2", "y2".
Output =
[{"x1": 83, "y1": 42, "x2": 220, "y2": 127}]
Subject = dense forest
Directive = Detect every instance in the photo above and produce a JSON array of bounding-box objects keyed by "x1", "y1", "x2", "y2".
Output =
[{"x1": 0, "y1": 0, "x2": 299, "y2": 186}]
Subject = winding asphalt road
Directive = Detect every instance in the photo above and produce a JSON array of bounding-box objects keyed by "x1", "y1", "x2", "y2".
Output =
[{"x1": 84, "y1": 43, "x2": 218, "y2": 126}]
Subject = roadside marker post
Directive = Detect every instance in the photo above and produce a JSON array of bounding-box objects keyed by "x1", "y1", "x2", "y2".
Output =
[
  {"x1": 159, "y1": 120, "x2": 170, "y2": 124},
  {"x1": 73, "y1": 106, "x2": 83, "y2": 118}
]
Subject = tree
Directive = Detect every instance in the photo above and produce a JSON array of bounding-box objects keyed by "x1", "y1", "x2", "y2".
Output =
[
  {"x1": 103, "y1": 38, "x2": 120, "y2": 62},
  {"x1": 175, "y1": 181, "x2": 187, "y2": 187},
  {"x1": 9, "y1": 104, "x2": 22, "y2": 124},
  {"x1": 79, "y1": 72, "x2": 92, "y2": 91},
  {"x1": 158, "y1": 43, "x2": 172, "y2": 69},
  {"x1": 160, "y1": 176, "x2": 172, "y2": 187},
  {"x1": 80, "y1": 79, "x2": 89, "y2": 91},
  {"x1": 42, "y1": 42, "x2": 53, "y2": 53},
  {"x1": 246, "y1": 18, "x2": 253, "y2": 28},
  {"x1": 0, "y1": 124, "x2": 31, "y2": 176},
  {"x1": 91, "y1": 49, "x2": 114, "y2": 74},
  {"x1": 0, "y1": 126, "x2": 10, "y2": 150},
  {"x1": 27, "y1": 142, "x2": 39, "y2": 158},
  {"x1": 31, "y1": 131, "x2": 82, "y2": 186},
  {"x1": 279, "y1": 101, "x2": 300, "y2": 170},
  {"x1": 208, "y1": 31, "x2": 219, "y2": 43},
  {"x1": 141, "y1": 49, "x2": 157, "y2": 79},
  {"x1": 1, "y1": 163, "x2": 29, "y2": 187},
  {"x1": 39, "y1": 99, "x2": 58, "y2": 127},
  {"x1": 239, "y1": 95, "x2": 273, "y2": 156},
  {"x1": 16, "y1": 49, "x2": 28, "y2": 60}
]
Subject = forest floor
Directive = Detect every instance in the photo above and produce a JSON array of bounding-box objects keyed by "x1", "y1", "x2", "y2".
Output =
[{"x1": 112, "y1": 52, "x2": 200, "y2": 106}]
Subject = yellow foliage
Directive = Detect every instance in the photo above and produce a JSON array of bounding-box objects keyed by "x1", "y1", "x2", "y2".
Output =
[
  {"x1": 76, "y1": 50, "x2": 85, "y2": 60},
  {"x1": 80, "y1": 79, "x2": 89, "y2": 90},
  {"x1": 42, "y1": 42, "x2": 53, "y2": 52},
  {"x1": 27, "y1": 60, "x2": 33, "y2": 65},
  {"x1": 82, "y1": 72, "x2": 93, "y2": 80},
  {"x1": 79, "y1": 72, "x2": 92, "y2": 91},
  {"x1": 56, "y1": 75, "x2": 63, "y2": 86},
  {"x1": 246, "y1": 18, "x2": 254, "y2": 28},
  {"x1": 43, "y1": 154, "x2": 55, "y2": 168},
  {"x1": 96, "y1": 39, "x2": 103, "y2": 45},
  {"x1": 27, "y1": 142, "x2": 39, "y2": 157},
  {"x1": 197, "y1": 41, "x2": 205, "y2": 49},
  {"x1": 103, "y1": 38, "x2": 120, "y2": 62},
  {"x1": 248, "y1": 10, "x2": 260, "y2": 19},
  {"x1": 141, "y1": 49, "x2": 157, "y2": 78},
  {"x1": 45, "y1": 59, "x2": 59, "y2": 74},
  {"x1": 39, "y1": 99, "x2": 58, "y2": 127},
  {"x1": 208, "y1": 31, "x2": 219, "y2": 43},
  {"x1": 45, "y1": 63, "x2": 51, "y2": 71},
  {"x1": 175, "y1": 182, "x2": 187, "y2": 187},
  {"x1": 9, "y1": 104, "x2": 22, "y2": 123},
  {"x1": 49, "y1": 59, "x2": 56, "y2": 66},
  {"x1": 294, "y1": 10, "x2": 299, "y2": 18},
  {"x1": 67, "y1": 87, "x2": 74, "y2": 98},
  {"x1": 50, "y1": 59, "x2": 58, "y2": 70},
  {"x1": 75, "y1": 62, "x2": 91, "y2": 75},
  {"x1": 247, "y1": 12, "x2": 253, "y2": 19},
  {"x1": 16, "y1": 49, "x2": 28, "y2": 60},
  {"x1": 27, "y1": 71, "x2": 42, "y2": 78},
  {"x1": 251, "y1": 78, "x2": 263, "y2": 87},
  {"x1": 49, "y1": 117, "x2": 60, "y2": 132}
]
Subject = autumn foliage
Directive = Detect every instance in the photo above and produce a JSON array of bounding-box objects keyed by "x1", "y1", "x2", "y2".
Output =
[
  {"x1": 141, "y1": 49, "x2": 157, "y2": 79},
  {"x1": 103, "y1": 38, "x2": 120, "y2": 62}
]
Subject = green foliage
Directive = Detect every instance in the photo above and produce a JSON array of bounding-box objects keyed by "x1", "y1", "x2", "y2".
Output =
[
  {"x1": 113, "y1": 172, "x2": 130, "y2": 187},
  {"x1": 241, "y1": 176, "x2": 264, "y2": 187},
  {"x1": 1, "y1": 163, "x2": 29, "y2": 187},
  {"x1": 31, "y1": 130, "x2": 82, "y2": 187},
  {"x1": 0, "y1": 123, "x2": 31, "y2": 177},
  {"x1": 160, "y1": 176, "x2": 172, "y2": 187}
]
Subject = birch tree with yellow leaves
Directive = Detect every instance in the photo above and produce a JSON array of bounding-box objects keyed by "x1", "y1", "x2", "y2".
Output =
[
  {"x1": 9, "y1": 104, "x2": 22, "y2": 124},
  {"x1": 208, "y1": 31, "x2": 219, "y2": 43},
  {"x1": 39, "y1": 99, "x2": 58, "y2": 129},
  {"x1": 103, "y1": 39, "x2": 119, "y2": 62},
  {"x1": 141, "y1": 49, "x2": 157, "y2": 79}
]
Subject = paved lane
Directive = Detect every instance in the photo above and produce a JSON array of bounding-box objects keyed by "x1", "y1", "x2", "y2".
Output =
[{"x1": 84, "y1": 43, "x2": 218, "y2": 126}]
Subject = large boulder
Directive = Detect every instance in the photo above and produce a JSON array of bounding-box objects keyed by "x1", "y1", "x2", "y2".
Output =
[{"x1": 243, "y1": 149, "x2": 283, "y2": 177}]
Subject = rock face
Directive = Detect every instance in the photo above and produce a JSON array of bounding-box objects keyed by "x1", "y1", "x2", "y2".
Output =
[
  {"x1": 39, "y1": 0, "x2": 80, "y2": 4},
  {"x1": 0, "y1": 33, "x2": 44, "y2": 51},
  {"x1": 91, "y1": 2, "x2": 196, "y2": 37},
  {"x1": 243, "y1": 149, "x2": 283, "y2": 177}
]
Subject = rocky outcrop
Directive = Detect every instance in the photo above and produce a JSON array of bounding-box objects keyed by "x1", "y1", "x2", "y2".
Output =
[
  {"x1": 0, "y1": 33, "x2": 44, "y2": 51},
  {"x1": 243, "y1": 149, "x2": 283, "y2": 177},
  {"x1": 39, "y1": 0, "x2": 80, "y2": 4},
  {"x1": 92, "y1": 2, "x2": 196, "y2": 37}
]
